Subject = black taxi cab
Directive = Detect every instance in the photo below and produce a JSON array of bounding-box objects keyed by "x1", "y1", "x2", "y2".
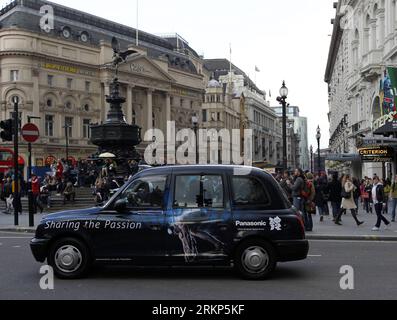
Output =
[{"x1": 31, "y1": 165, "x2": 309, "y2": 280}]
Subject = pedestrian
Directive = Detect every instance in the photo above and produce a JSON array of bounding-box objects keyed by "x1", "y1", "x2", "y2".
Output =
[
  {"x1": 329, "y1": 173, "x2": 342, "y2": 221},
  {"x1": 383, "y1": 179, "x2": 392, "y2": 215},
  {"x1": 304, "y1": 173, "x2": 316, "y2": 227},
  {"x1": 2, "y1": 177, "x2": 13, "y2": 214},
  {"x1": 279, "y1": 170, "x2": 293, "y2": 203},
  {"x1": 31, "y1": 174, "x2": 43, "y2": 214},
  {"x1": 289, "y1": 168, "x2": 305, "y2": 214},
  {"x1": 364, "y1": 178, "x2": 373, "y2": 214},
  {"x1": 372, "y1": 176, "x2": 392, "y2": 231},
  {"x1": 390, "y1": 176, "x2": 397, "y2": 222},
  {"x1": 335, "y1": 175, "x2": 364, "y2": 226},
  {"x1": 314, "y1": 174, "x2": 327, "y2": 222},
  {"x1": 352, "y1": 177, "x2": 361, "y2": 209},
  {"x1": 289, "y1": 169, "x2": 313, "y2": 231},
  {"x1": 63, "y1": 180, "x2": 76, "y2": 205}
]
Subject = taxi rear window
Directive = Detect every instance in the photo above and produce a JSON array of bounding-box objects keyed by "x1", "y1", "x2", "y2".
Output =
[
  {"x1": 231, "y1": 176, "x2": 270, "y2": 207},
  {"x1": 174, "y1": 175, "x2": 224, "y2": 209}
]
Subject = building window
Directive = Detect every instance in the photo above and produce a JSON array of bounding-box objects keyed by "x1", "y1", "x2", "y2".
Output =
[
  {"x1": 9, "y1": 112, "x2": 22, "y2": 132},
  {"x1": 152, "y1": 112, "x2": 156, "y2": 127},
  {"x1": 65, "y1": 117, "x2": 73, "y2": 137},
  {"x1": 46, "y1": 99, "x2": 53, "y2": 107},
  {"x1": 67, "y1": 78, "x2": 73, "y2": 90},
  {"x1": 132, "y1": 110, "x2": 136, "y2": 125},
  {"x1": 202, "y1": 110, "x2": 207, "y2": 122},
  {"x1": 84, "y1": 104, "x2": 90, "y2": 112},
  {"x1": 65, "y1": 101, "x2": 72, "y2": 109},
  {"x1": 217, "y1": 112, "x2": 221, "y2": 121},
  {"x1": 48, "y1": 75, "x2": 54, "y2": 87},
  {"x1": 10, "y1": 70, "x2": 19, "y2": 82},
  {"x1": 180, "y1": 99, "x2": 184, "y2": 108},
  {"x1": 45, "y1": 115, "x2": 54, "y2": 137},
  {"x1": 85, "y1": 81, "x2": 91, "y2": 92},
  {"x1": 83, "y1": 119, "x2": 91, "y2": 139}
]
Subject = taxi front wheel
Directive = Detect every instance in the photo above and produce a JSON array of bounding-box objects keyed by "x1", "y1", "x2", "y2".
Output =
[
  {"x1": 48, "y1": 238, "x2": 92, "y2": 279},
  {"x1": 234, "y1": 240, "x2": 277, "y2": 280}
]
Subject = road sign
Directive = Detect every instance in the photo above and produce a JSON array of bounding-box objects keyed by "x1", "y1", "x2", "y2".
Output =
[{"x1": 22, "y1": 123, "x2": 40, "y2": 143}]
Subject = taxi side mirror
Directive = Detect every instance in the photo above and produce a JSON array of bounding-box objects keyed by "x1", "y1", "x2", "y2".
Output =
[{"x1": 114, "y1": 199, "x2": 128, "y2": 213}]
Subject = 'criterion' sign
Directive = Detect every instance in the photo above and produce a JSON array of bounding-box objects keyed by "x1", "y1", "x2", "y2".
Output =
[{"x1": 358, "y1": 146, "x2": 394, "y2": 163}]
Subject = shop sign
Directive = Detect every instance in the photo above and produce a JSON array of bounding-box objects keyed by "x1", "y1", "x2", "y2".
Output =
[
  {"x1": 40, "y1": 62, "x2": 96, "y2": 77},
  {"x1": 358, "y1": 146, "x2": 394, "y2": 163}
]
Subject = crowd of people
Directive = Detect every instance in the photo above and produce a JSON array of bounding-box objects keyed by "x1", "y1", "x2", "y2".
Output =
[
  {"x1": 276, "y1": 169, "x2": 394, "y2": 232},
  {"x1": 0, "y1": 157, "x2": 142, "y2": 214}
]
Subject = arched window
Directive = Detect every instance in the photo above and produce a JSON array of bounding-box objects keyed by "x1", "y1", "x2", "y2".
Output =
[{"x1": 372, "y1": 96, "x2": 381, "y2": 120}]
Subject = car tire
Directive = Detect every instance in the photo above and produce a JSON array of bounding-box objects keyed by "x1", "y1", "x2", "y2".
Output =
[
  {"x1": 234, "y1": 240, "x2": 277, "y2": 280},
  {"x1": 47, "y1": 238, "x2": 92, "y2": 279}
]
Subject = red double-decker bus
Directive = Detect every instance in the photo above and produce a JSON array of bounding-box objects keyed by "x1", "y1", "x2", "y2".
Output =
[{"x1": 0, "y1": 148, "x2": 25, "y2": 176}]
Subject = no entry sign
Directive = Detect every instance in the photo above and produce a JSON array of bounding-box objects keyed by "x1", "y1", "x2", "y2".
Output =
[{"x1": 22, "y1": 123, "x2": 40, "y2": 143}]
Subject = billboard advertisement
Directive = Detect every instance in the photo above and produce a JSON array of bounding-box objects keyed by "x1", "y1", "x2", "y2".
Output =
[{"x1": 373, "y1": 67, "x2": 397, "y2": 132}]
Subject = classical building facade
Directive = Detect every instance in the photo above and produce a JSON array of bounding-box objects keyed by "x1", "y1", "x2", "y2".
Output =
[
  {"x1": 272, "y1": 106, "x2": 309, "y2": 170},
  {"x1": 0, "y1": 0, "x2": 205, "y2": 167},
  {"x1": 325, "y1": 0, "x2": 397, "y2": 178},
  {"x1": 203, "y1": 59, "x2": 284, "y2": 167}
]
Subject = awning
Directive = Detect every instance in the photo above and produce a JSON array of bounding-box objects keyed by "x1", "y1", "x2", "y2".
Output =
[
  {"x1": 326, "y1": 154, "x2": 361, "y2": 162},
  {"x1": 373, "y1": 121, "x2": 397, "y2": 135}
]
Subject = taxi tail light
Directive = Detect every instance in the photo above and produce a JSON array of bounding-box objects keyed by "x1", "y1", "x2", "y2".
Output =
[{"x1": 295, "y1": 211, "x2": 306, "y2": 235}]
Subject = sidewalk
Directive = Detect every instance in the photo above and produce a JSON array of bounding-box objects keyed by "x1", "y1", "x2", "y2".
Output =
[
  {"x1": 0, "y1": 212, "x2": 43, "y2": 233},
  {"x1": 0, "y1": 208, "x2": 397, "y2": 241},
  {"x1": 306, "y1": 209, "x2": 397, "y2": 241}
]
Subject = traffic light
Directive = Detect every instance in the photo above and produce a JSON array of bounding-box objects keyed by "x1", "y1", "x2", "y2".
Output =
[{"x1": 0, "y1": 119, "x2": 14, "y2": 142}]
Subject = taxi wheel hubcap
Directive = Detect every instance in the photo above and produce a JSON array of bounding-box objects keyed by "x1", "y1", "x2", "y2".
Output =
[
  {"x1": 242, "y1": 246, "x2": 269, "y2": 274},
  {"x1": 54, "y1": 245, "x2": 83, "y2": 273}
]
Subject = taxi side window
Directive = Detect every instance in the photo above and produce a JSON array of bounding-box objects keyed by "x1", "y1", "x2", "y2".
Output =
[
  {"x1": 121, "y1": 176, "x2": 167, "y2": 209},
  {"x1": 232, "y1": 176, "x2": 270, "y2": 207},
  {"x1": 174, "y1": 175, "x2": 224, "y2": 208}
]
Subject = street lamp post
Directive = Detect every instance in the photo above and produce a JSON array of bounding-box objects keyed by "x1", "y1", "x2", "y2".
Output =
[
  {"x1": 277, "y1": 81, "x2": 289, "y2": 171},
  {"x1": 192, "y1": 116, "x2": 199, "y2": 164},
  {"x1": 316, "y1": 126, "x2": 321, "y2": 175},
  {"x1": 310, "y1": 145, "x2": 313, "y2": 173}
]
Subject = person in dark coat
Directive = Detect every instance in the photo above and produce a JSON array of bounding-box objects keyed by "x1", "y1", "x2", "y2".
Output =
[
  {"x1": 314, "y1": 175, "x2": 328, "y2": 222},
  {"x1": 328, "y1": 173, "x2": 342, "y2": 221}
]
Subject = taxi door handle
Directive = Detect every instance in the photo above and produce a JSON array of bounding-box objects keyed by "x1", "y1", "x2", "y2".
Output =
[
  {"x1": 219, "y1": 224, "x2": 229, "y2": 231},
  {"x1": 150, "y1": 225, "x2": 161, "y2": 231}
]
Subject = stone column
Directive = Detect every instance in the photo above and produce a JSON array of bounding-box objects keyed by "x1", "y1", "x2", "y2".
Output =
[
  {"x1": 76, "y1": 115, "x2": 82, "y2": 139},
  {"x1": 126, "y1": 85, "x2": 134, "y2": 124},
  {"x1": 165, "y1": 93, "x2": 172, "y2": 123},
  {"x1": 147, "y1": 89, "x2": 153, "y2": 131}
]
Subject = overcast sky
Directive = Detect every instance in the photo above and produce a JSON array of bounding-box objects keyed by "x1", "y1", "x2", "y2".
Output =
[{"x1": 3, "y1": 0, "x2": 336, "y2": 149}]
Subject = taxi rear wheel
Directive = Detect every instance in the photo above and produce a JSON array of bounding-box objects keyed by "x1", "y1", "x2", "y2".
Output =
[
  {"x1": 234, "y1": 240, "x2": 277, "y2": 280},
  {"x1": 48, "y1": 238, "x2": 92, "y2": 279}
]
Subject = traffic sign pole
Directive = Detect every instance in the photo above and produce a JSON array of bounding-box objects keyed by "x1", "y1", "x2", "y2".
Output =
[
  {"x1": 22, "y1": 120, "x2": 40, "y2": 228},
  {"x1": 13, "y1": 97, "x2": 19, "y2": 227}
]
